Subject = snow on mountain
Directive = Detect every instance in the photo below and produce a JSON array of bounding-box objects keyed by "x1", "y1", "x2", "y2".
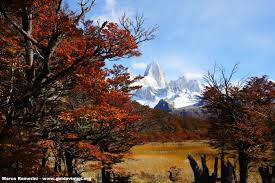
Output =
[
  {"x1": 132, "y1": 61, "x2": 203, "y2": 108},
  {"x1": 144, "y1": 62, "x2": 168, "y2": 88},
  {"x1": 169, "y1": 76, "x2": 201, "y2": 93},
  {"x1": 134, "y1": 62, "x2": 168, "y2": 89}
]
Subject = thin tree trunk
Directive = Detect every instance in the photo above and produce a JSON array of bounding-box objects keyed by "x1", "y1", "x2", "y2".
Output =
[
  {"x1": 239, "y1": 151, "x2": 249, "y2": 183},
  {"x1": 272, "y1": 138, "x2": 275, "y2": 183},
  {"x1": 221, "y1": 147, "x2": 226, "y2": 183},
  {"x1": 62, "y1": 151, "x2": 68, "y2": 176},
  {"x1": 224, "y1": 161, "x2": 234, "y2": 183},
  {"x1": 211, "y1": 157, "x2": 218, "y2": 183},
  {"x1": 101, "y1": 166, "x2": 111, "y2": 183},
  {"x1": 54, "y1": 155, "x2": 62, "y2": 172},
  {"x1": 259, "y1": 167, "x2": 271, "y2": 183},
  {"x1": 272, "y1": 166, "x2": 275, "y2": 183},
  {"x1": 102, "y1": 166, "x2": 106, "y2": 183},
  {"x1": 64, "y1": 151, "x2": 74, "y2": 176},
  {"x1": 200, "y1": 154, "x2": 210, "y2": 183},
  {"x1": 22, "y1": 8, "x2": 34, "y2": 82},
  {"x1": 106, "y1": 169, "x2": 111, "y2": 183},
  {"x1": 40, "y1": 148, "x2": 49, "y2": 175}
]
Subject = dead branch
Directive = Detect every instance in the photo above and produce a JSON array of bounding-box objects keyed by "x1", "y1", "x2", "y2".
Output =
[
  {"x1": 119, "y1": 13, "x2": 158, "y2": 44},
  {"x1": 74, "y1": 0, "x2": 95, "y2": 23}
]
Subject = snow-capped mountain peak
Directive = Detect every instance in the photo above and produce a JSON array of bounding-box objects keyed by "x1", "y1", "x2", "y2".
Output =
[
  {"x1": 133, "y1": 61, "x2": 168, "y2": 91},
  {"x1": 132, "y1": 62, "x2": 203, "y2": 108},
  {"x1": 143, "y1": 61, "x2": 167, "y2": 89}
]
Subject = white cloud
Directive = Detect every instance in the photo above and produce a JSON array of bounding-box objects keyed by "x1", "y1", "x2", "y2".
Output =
[
  {"x1": 94, "y1": 0, "x2": 119, "y2": 23},
  {"x1": 106, "y1": 0, "x2": 116, "y2": 10},
  {"x1": 132, "y1": 62, "x2": 147, "y2": 69},
  {"x1": 184, "y1": 72, "x2": 203, "y2": 80},
  {"x1": 94, "y1": 0, "x2": 132, "y2": 24}
]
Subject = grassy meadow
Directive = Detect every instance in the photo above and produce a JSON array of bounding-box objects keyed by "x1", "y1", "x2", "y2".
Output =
[
  {"x1": 117, "y1": 141, "x2": 261, "y2": 183},
  {"x1": 83, "y1": 140, "x2": 262, "y2": 183},
  {"x1": 117, "y1": 140, "x2": 218, "y2": 182}
]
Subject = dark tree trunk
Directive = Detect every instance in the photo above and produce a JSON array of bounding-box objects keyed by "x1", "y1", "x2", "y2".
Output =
[
  {"x1": 210, "y1": 157, "x2": 218, "y2": 183},
  {"x1": 221, "y1": 148, "x2": 226, "y2": 183},
  {"x1": 200, "y1": 154, "x2": 210, "y2": 183},
  {"x1": 64, "y1": 151, "x2": 74, "y2": 176},
  {"x1": 259, "y1": 167, "x2": 271, "y2": 183},
  {"x1": 40, "y1": 148, "x2": 49, "y2": 175},
  {"x1": 101, "y1": 166, "x2": 111, "y2": 183},
  {"x1": 239, "y1": 151, "x2": 249, "y2": 183},
  {"x1": 106, "y1": 170, "x2": 111, "y2": 183},
  {"x1": 188, "y1": 154, "x2": 234, "y2": 183},
  {"x1": 272, "y1": 139, "x2": 275, "y2": 183},
  {"x1": 54, "y1": 156, "x2": 62, "y2": 172},
  {"x1": 188, "y1": 154, "x2": 202, "y2": 182},
  {"x1": 259, "y1": 165, "x2": 275, "y2": 183},
  {"x1": 272, "y1": 166, "x2": 275, "y2": 183},
  {"x1": 224, "y1": 161, "x2": 234, "y2": 183}
]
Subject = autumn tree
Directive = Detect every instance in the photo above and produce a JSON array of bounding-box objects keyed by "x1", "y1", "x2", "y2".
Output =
[
  {"x1": 203, "y1": 65, "x2": 275, "y2": 183},
  {"x1": 0, "y1": 0, "x2": 156, "y2": 177},
  {"x1": 56, "y1": 63, "x2": 145, "y2": 180}
]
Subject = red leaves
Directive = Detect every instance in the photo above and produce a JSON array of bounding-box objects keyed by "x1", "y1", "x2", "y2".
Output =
[
  {"x1": 0, "y1": 0, "x2": 154, "y2": 176},
  {"x1": 101, "y1": 23, "x2": 140, "y2": 57},
  {"x1": 37, "y1": 140, "x2": 55, "y2": 149},
  {"x1": 203, "y1": 75, "x2": 275, "y2": 162},
  {"x1": 55, "y1": 62, "x2": 144, "y2": 164},
  {"x1": 77, "y1": 142, "x2": 112, "y2": 164}
]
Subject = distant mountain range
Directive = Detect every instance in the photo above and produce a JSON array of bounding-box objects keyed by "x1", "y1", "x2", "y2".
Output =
[{"x1": 131, "y1": 62, "x2": 207, "y2": 117}]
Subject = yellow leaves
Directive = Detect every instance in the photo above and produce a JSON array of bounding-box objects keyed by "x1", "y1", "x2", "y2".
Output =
[
  {"x1": 0, "y1": 143, "x2": 15, "y2": 148},
  {"x1": 112, "y1": 166, "x2": 126, "y2": 174},
  {"x1": 58, "y1": 112, "x2": 75, "y2": 124},
  {"x1": 0, "y1": 85, "x2": 5, "y2": 97},
  {"x1": 6, "y1": 47, "x2": 18, "y2": 55}
]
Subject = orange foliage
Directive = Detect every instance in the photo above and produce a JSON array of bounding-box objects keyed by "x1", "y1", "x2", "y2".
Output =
[
  {"x1": 0, "y1": 0, "x2": 153, "y2": 176},
  {"x1": 203, "y1": 75, "x2": 275, "y2": 162}
]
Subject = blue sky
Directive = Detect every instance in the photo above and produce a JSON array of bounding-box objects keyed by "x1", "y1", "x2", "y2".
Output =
[{"x1": 67, "y1": 0, "x2": 275, "y2": 81}]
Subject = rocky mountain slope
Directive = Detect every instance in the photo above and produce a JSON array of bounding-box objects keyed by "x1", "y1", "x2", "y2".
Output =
[{"x1": 132, "y1": 61, "x2": 204, "y2": 110}]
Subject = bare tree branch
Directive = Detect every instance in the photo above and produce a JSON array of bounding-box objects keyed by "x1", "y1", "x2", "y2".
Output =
[
  {"x1": 74, "y1": 0, "x2": 95, "y2": 24},
  {"x1": 56, "y1": 0, "x2": 63, "y2": 15},
  {"x1": 0, "y1": 7, "x2": 45, "y2": 50},
  {"x1": 119, "y1": 13, "x2": 158, "y2": 44}
]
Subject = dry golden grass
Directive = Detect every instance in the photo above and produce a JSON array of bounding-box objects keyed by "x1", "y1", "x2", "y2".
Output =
[
  {"x1": 83, "y1": 141, "x2": 262, "y2": 183},
  {"x1": 115, "y1": 141, "x2": 216, "y2": 182},
  {"x1": 115, "y1": 141, "x2": 261, "y2": 183}
]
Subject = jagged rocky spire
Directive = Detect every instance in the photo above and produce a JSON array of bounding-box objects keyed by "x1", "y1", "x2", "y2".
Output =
[
  {"x1": 143, "y1": 61, "x2": 167, "y2": 89},
  {"x1": 132, "y1": 61, "x2": 203, "y2": 108}
]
